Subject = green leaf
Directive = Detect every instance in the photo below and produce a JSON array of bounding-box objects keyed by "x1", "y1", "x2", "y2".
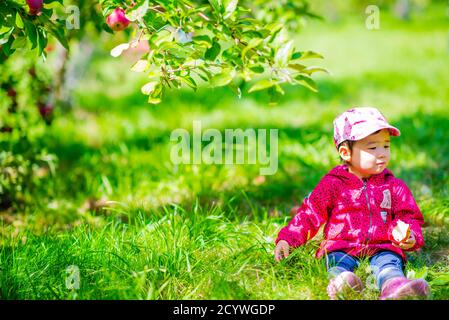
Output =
[
  {"x1": 1, "y1": 36, "x2": 15, "y2": 55},
  {"x1": 11, "y1": 36, "x2": 27, "y2": 50},
  {"x1": 43, "y1": 0, "x2": 65, "y2": 10},
  {"x1": 209, "y1": 0, "x2": 222, "y2": 17},
  {"x1": 0, "y1": 37, "x2": 9, "y2": 46},
  {"x1": 37, "y1": 28, "x2": 48, "y2": 57},
  {"x1": 148, "y1": 96, "x2": 162, "y2": 104},
  {"x1": 241, "y1": 38, "x2": 262, "y2": 59},
  {"x1": 274, "y1": 84, "x2": 285, "y2": 95},
  {"x1": 249, "y1": 65, "x2": 264, "y2": 73},
  {"x1": 288, "y1": 63, "x2": 306, "y2": 72},
  {"x1": 204, "y1": 40, "x2": 221, "y2": 61},
  {"x1": 292, "y1": 51, "x2": 324, "y2": 60},
  {"x1": 266, "y1": 23, "x2": 284, "y2": 43},
  {"x1": 228, "y1": 83, "x2": 242, "y2": 98},
  {"x1": 268, "y1": 84, "x2": 284, "y2": 106},
  {"x1": 196, "y1": 72, "x2": 209, "y2": 82},
  {"x1": 40, "y1": 8, "x2": 54, "y2": 20},
  {"x1": 193, "y1": 35, "x2": 212, "y2": 47},
  {"x1": 237, "y1": 18, "x2": 259, "y2": 26},
  {"x1": 147, "y1": 83, "x2": 163, "y2": 104},
  {"x1": 153, "y1": 29, "x2": 174, "y2": 47},
  {"x1": 266, "y1": 22, "x2": 283, "y2": 35},
  {"x1": 274, "y1": 40, "x2": 294, "y2": 67},
  {"x1": 223, "y1": 0, "x2": 238, "y2": 19},
  {"x1": 293, "y1": 75, "x2": 317, "y2": 92},
  {"x1": 0, "y1": 26, "x2": 12, "y2": 34},
  {"x1": 291, "y1": 52, "x2": 302, "y2": 60},
  {"x1": 302, "y1": 66, "x2": 328, "y2": 76},
  {"x1": 210, "y1": 68, "x2": 235, "y2": 87},
  {"x1": 141, "y1": 81, "x2": 160, "y2": 95},
  {"x1": 178, "y1": 75, "x2": 197, "y2": 90},
  {"x1": 0, "y1": 28, "x2": 14, "y2": 46},
  {"x1": 197, "y1": 67, "x2": 212, "y2": 81},
  {"x1": 24, "y1": 20, "x2": 37, "y2": 50},
  {"x1": 47, "y1": 23, "x2": 69, "y2": 50},
  {"x1": 183, "y1": 58, "x2": 205, "y2": 68},
  {"x1": 248, "y1": 79, "x2": 277, "y2": 93},
  {"x1": 241, "y1": 30, "x2": 264, "y2": 39},
  {"x1": 131, "y1": 60, "x2": 149, "y2": 72},
  {"x1": 15, "y1": 13, "x2": 24, "y2": 29},
  {"x1": 126, "y1": 0, "x2": 149, "y2": 22}
]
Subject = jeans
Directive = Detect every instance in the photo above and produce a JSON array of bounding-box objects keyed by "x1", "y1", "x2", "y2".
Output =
[{"x1": 325, "y1": 250, "x2": 405, "y2": 289}]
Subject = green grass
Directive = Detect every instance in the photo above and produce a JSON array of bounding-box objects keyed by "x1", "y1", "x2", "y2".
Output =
[{"x1": 1, "y1": 4, "x2": 449, "y2": 299}]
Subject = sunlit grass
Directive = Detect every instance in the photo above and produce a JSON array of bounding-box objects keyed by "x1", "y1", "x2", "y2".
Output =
[{"x1": 1, "y1": 4, "x2": 449, "y2": 300}]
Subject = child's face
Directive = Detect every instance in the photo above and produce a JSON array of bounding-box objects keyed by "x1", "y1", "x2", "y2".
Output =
[{"x1": 342, "y1": 129, "x2": 391, "y2": 178}]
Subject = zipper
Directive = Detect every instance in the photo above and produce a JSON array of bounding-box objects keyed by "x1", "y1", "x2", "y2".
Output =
[{"x1": 363, "y1": 179, "x2": 373, "y2": 243}]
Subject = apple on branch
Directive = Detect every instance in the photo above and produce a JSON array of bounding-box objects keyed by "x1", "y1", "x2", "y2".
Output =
[
  {"x1": 27, "y1": 0, "x2": 43, "y2": 16},
  {"x1": 106, "y1": 8, "x2": 130, "y2": 32}
]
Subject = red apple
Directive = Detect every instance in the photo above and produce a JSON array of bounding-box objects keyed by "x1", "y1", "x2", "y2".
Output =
[
  {"x1": 106, "y1": 8, "x2": 130, "y2": 32},
  {"x1": 37, "y1": 102, "x2": 54, "y2": 125},
  {"x1": 27, "y1": 0, "x2": 43, "y2": 15}
]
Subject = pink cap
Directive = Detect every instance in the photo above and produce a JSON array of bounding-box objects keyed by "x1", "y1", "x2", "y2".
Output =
[{"x1": 333, "y1": 107, "x2": 400, "y2": 148}]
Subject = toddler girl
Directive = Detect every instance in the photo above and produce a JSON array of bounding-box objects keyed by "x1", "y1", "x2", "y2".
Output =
[{"x1": 274, "y1": 107, "x2": 430, "y2": 300}]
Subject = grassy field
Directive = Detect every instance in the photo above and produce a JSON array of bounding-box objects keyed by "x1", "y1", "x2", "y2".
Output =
[{"x1": 1, "y1": 5, "x2": 449, "y2": 299}]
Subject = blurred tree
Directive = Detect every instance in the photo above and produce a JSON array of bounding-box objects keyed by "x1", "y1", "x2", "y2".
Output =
[
  {"x1": 311, "y1": 0, "x2": 444, "y2": 22},
  {"x1": 394, "y1": 0, "x2": 411, "y2": 20},
  {"x1": 0, "y1": 0, "x2": 325, "y2": 210}
]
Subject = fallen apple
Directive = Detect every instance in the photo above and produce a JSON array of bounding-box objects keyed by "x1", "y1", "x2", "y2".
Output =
[
  {"x1": 106, "y1": 8, "x2": 130, "y2": 32},
  {"x1": 391, "y1": 220, "x2": 411, "y2": 243},
  {"x1": 26, "y1": 0, "x2": 43, "y2": 15}
]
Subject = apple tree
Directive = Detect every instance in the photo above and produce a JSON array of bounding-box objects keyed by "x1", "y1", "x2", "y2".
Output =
[{"x1": 1, "y1": 0, "x2": 326, "y2": 105}]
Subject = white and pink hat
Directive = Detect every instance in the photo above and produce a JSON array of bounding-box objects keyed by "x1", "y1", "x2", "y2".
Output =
[{"x1": 333, "y1": 107, "x2": 401, "y2": 148}]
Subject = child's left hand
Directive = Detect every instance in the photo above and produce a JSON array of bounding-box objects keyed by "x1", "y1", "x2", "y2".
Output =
[{"x1": 393, "y1": 231, "x2": 416, "y2": 250}]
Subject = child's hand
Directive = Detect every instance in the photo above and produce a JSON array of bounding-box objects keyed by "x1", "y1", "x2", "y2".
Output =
[
  {"x1": 274, "y1": 240, "x2": 290, "y2": 262},
  {"x1": 393, "y1": 231, "x2": 416, "y2": 250}
]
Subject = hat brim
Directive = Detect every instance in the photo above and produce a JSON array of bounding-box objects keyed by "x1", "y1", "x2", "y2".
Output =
[
  {"x1": 387, "y1": 126, "x2": 401, "y2": 137},
  {"x1": 356, "y1": 125, "x2": 401, "y2": 141}
]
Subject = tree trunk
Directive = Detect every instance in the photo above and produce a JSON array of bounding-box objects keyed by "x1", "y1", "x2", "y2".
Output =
[
  {"x1": 53, "y1": 38, "x2": 95, "y2": 112},
  {"x1": 394, "y1": 0, "x2": 411, "y2": 21}
]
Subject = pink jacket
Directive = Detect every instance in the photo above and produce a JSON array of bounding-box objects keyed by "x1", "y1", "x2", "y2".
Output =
[{"x1": 276, "y1": 165, "x2": 425, "y2": 260}]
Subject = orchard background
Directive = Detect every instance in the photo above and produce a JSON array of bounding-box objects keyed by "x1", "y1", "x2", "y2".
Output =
[{"x1": 1, "y1": 0, "x2": 449, "y2": 299}]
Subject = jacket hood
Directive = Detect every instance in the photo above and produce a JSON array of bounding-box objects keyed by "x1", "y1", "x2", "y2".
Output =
[{"x1": 327, "y1": 164, "x2": 395, "y2": 185}]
